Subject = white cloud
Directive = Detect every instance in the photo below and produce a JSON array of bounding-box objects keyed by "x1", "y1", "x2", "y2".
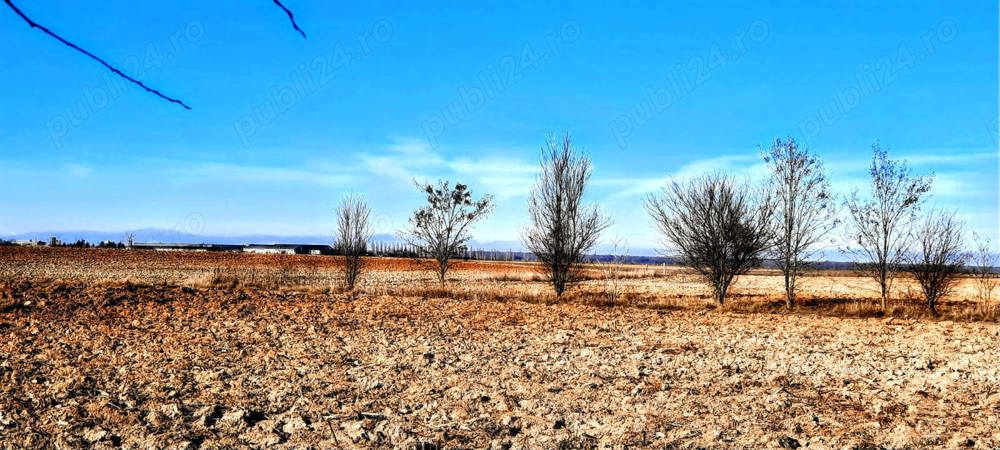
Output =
[
  {"x1": 62, "y1": 163, "x2": 93, "y2": 177},
  {"x1": 158, "y1": 138, "x2": 538, "y2": 199},
  {"x1": 354, "y1": 138, "x2": 538, "y2": 198},
  {"x1": 897, "y1": 150, "x2": 997, "y2": 167},
  {"x1": 447, "y1": 157, "x2": 536, "y2": 199},
  {"x1": 358, "y1": 138, "x2": 444, "y2": 181},
  {"x1": 825, "y1": 148, "x2": 997, "y2": 172},
  {"x1": 594, "y1": 146, "x2": 998, "y2": 249},
  {"x1": 599, "y1": 154, "x2": 767, "y2": 197},
  {"x1": 187, "y1": 163, "x2": 356, "y2": 186}
]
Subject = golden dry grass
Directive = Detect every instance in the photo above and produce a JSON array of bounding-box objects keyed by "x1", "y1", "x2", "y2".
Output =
[{"x1": 1, "y1": 246, "x2": 994, "y2": 322}]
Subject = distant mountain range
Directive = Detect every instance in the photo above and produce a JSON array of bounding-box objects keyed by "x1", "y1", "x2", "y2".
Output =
[
  {"x1": 4, "y1": 228, "x2": 923, "y2": 264},
  {"x1": 3, "y1": 228, "x2": 669, "y2": 256},
  {"x1": 4, "y1": 228, "x2": 334, "y2": 246},
  {"x1": 0, "y1": 228, "x2": 527, "y2": 250}
]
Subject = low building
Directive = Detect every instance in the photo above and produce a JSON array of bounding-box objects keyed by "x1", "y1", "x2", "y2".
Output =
[
  {"x1": 244, "y1": 244, "x2": 334, "y2": 255},
  {"x1": 128, "y1": 242, "x2": 333, "y2": 255},
  {"x1": 131, "y1": 243, "x2": 243, "y2": 252}
]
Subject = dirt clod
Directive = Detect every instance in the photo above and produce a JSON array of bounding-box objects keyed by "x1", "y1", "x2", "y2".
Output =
[
  {"x1": 1, "y1": 247, "x2": 998, "y2": 448},
  {"x1": 779, "y1": 436, "x2": 801, "y2": 449}
]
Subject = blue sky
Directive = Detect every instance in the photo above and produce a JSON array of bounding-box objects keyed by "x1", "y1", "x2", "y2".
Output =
[{"x1": 0, "y1": 1, "x2": 996, "y2": 251}]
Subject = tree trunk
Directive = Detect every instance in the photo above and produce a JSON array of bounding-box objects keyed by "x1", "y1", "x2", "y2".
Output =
[
  {"x1": 784, "y1": 272, "x2": 794, "y2": 309},
  {"x1": 437, "y1": 259, "x2": 447, "y2": 285},
  {"x1": 553, "y1": 266, "x2": 566, "y2": 297},
  {"x1": 880, "y1": 278, "x2": 887, "y2": 311},
  {"x1": 878, "y1": 267, "x2": 888, "y2": 311},
  {"x1": 714, "y1": 283, "x2": 726, "y2": 305}
]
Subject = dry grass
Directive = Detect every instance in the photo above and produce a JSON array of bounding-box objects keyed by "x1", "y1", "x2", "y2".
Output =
[{"x1": 1, "y1": 246, "x2": 996, "y2": 322}]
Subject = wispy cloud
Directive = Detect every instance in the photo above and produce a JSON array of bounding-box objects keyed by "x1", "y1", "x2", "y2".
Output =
[
  {"x1": 897, "y1": 150, "x2": 997, "y2": 167},
  {"x1": 356, "y1": 138, "x2": 444, "y2": 182},
  {"x1": 141, "y1": 138, "x2": 541, "y2": 200},
  {"x1": 355, "y1": 138, "x2": 537, "y2": 198},
  {"x1": 447, "y1": 157, "x2": 536, "y2": 199},
  {"x1": 62, "y1": 163, "x2": 93, "y2": 178},
  {"x1": 599, "y1": 154, "x2": 767, "y2": 197},
  {"x1": 185, "y1": 163, "x2": 357, "y2": 186},
  {"x1": 613, "y1": 147, "x2": 997, "y2": 202},
  {"x1": 598, "y1": 145, "x2": 997, "y2": 244},
  {"x1": 825, "y1": 148, "x2": 997, "y2": 172}
]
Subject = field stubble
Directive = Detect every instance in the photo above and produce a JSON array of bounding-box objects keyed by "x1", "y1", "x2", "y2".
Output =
[{"x1": 1, "y1": 247, "x2": 998, "y2": 449}]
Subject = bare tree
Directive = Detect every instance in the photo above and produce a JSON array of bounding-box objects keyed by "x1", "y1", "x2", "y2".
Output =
[
  {"x1": 646, "y1": 174, "x2": 775, "y2": 305},
  {"x1": 600, "y1": 237, "x2": 630, "y2": 305},
  {"x1": 401, "y1": 180, "x2": 493, "y2": 284},
  {"x1": 904, "y1": 211, "x2": 967, "y2": 314},
  {"x1": 971, "y1": 232, "x2": 998, "y2": 302},
  {"x1": 522, "y1": 134, "x2": 610, "y2": 297},
  {"x1": 763, "y1": 137, "x2": 839, "y2": 308},
  {"x1": 336, "y1": 194, "x2": 373, "y2": 291},
  {"x1": 4, "y1": 0, "x2": 306, "y2": 109},
  {"x1": 845, "y1": 143, "x2": 933, "y2": 310}
]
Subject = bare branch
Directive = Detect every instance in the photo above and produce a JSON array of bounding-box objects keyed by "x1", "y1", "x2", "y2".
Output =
[
  {"x1": 3, "y1": 0, "x2": 191, "y2": 109},
  {"x1": 336, "y1": 194, "x2": 373, "y2": 291},
  {"x1": 272, "y1": 0, "x2": 307, "y2": 38},
  {"x1": 971, "y1": 232, "x2": 999, "y2": 302},
  {"x1": 904, "y1": 210, "x2": 967, "y2": 314},
  {"x1": 599, "y1": 237, "x2": 630, "y2": 304},
  {"x1": 844, "y1": 142, "x2": 933, "y2": 310},
  {"x1": 762, "y1": 137, "x2": 839, "y2": 308},
  {"x1": 522, "y1": 134, "x2": 611, "y2": 297},
  {"x1": 646, "y1": 173, "x2": 775, "y2": 305},
  {"x1": 400, "y1": 180, "x2": 494, "y2": 284}
]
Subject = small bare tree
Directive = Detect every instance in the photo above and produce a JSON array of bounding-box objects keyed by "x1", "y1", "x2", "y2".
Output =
[
  {"x1": 763, "y1": 137, "x2": 839, "y2": 308},
  {"x1": 600, "y1": 237, "x2": 630, "y2": 304},
  {"x1": 646, "y1": 174, "x2": 775, "y2": 305},
  {"x1": 905, "y1": 211, "x2": 967, "y2": 314},
  {"x1": 336, "y1": 194, "x2": 373, "y2": 291},
  {"x1": 401, "y1": 180, "x2": 493, "y2": 284},
  {"x1": 845, "y1": 143, "x2": 933, "y2": 310},
  {"x1": 522, "y1": 134, "x2": 611, "y2": 297},
  {"x1": 971, "y1": 232, "x2": 998, "y2": 302}
]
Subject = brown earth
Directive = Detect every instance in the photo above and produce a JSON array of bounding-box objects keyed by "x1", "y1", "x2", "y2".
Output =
[{"x1": 1, "y1": 247, "x2": 998, "y2": 449}]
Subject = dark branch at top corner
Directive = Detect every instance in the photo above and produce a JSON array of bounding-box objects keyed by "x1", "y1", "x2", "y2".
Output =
[
  {"x1": 272, "y1": 0, "x2": 307, "y2": 39},
  {"x1": 2, "y1": 0, "x2": 192, "y2": 109}
]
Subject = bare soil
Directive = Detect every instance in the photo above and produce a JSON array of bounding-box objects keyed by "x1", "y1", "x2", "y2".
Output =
[{"x1": 1, "y1": 247, "x2": 998, "y2": 449}]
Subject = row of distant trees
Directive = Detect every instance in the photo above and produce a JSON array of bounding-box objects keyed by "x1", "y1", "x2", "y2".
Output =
[
  {"x1": 0, "y1": 238, "x2": 126, "y2": 249},
  {"x1": 335, "y1": 134, "x2": 997, "y2": 314}
]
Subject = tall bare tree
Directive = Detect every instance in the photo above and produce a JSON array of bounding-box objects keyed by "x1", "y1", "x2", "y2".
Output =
[
  {"x1": 401, "y1": 180, "x2": 493, "y2": 284},
  {"x1": 646, "y1": 174, "x2": 775, "y2": 305},
  {"x1": 763, "y1": 137, "x2": 839, "y2": 308},
  {"x1": 845, "y1": 143, "x2": 933, "y2": 310},
  {"x1": 905, "y1": 211, "x2": 967, "y2": 314},
  {"x1": 522, "y1": 134, "x2": 610, "y2": 297},
  {"x1": 971, "y1": 232, "x2": 998, "y2": 302},
  {"x1": 335, "y1": 194, "x2": 373, "y2": 291}
]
